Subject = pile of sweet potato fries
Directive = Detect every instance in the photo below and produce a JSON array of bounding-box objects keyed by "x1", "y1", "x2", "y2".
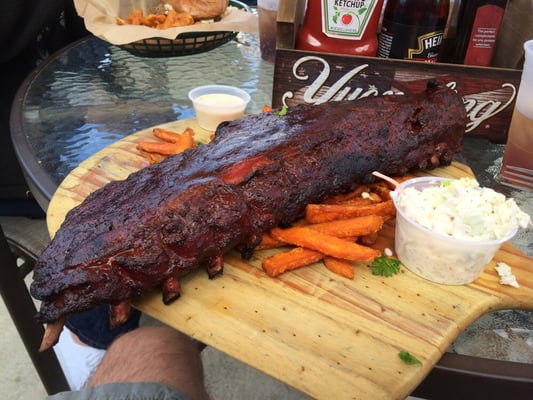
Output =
[
  {"x1": 256, "y1": 182, "x2": 402, "y2": 279},
  {"x1": 137, "y1": 125, "x2": 406, "y2": 281},
  {"x1": 137, "y1": 127, "x2": 198, "y2": 163}
]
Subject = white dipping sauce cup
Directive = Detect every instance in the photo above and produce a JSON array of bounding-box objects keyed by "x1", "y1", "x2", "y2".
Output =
[
  {"x1": 189, "y1": 85, "x2": 250, "y2": 131},
  {"x1": 391, "y1": 177, "x2": 518, "y2": 285}
]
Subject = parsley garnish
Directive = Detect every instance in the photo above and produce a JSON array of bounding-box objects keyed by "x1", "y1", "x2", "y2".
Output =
[
  {"x1": 277, "y1": 105, "x2": 288, "y2": 116},
  {"x1": 398, "y1": 350, "x2": 422, "y2": 365},
  {"x1": 370, "y1": 254, "x2": 401, "y2": 277}
]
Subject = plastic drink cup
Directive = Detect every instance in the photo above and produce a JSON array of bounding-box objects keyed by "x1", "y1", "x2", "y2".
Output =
[
  {"x1": 257, "y1": 0, "x2": 279, "y2": 62},
  {"x1": 495, "y1": 40, "x2": 533, "y2": 190}
]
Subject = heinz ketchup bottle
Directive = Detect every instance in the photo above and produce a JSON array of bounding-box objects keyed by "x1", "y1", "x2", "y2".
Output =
[
  {"x1": 295, "y1": 0, "x2": 385, "y2": 57},
  {"x1": 377, "y1": 0, "x2": 450, "y2": 62}
]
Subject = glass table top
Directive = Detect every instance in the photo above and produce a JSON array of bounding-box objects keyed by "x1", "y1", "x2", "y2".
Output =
[{"x1": 15, "y1": 33, "x2": 274, "y2": 196}]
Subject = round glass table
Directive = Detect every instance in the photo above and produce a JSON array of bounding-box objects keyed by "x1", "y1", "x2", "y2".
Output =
[
  {"x1": 10, "y1": 33, "x2": 533, "y2": 397},
  {"x1": 11, "y1": 33, "x2": 275, "y2": 211}
]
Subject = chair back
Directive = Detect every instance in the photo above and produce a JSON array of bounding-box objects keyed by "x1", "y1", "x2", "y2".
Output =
[{"x1": 0, "y1": 224, "x2": 69, "y2": 394}]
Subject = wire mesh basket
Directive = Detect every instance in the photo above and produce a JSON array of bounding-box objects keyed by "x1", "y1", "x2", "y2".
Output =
[{"x1": 119, "y1": 0, "x2": 250, "y2": 57}]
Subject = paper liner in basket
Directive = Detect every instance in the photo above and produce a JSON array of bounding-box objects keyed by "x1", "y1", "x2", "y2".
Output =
[{"x1": 74, "y1": 0, "x2": 258, "y2": 46}]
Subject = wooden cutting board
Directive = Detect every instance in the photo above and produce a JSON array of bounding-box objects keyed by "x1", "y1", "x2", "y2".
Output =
[{"x1": 47, "y1": 119, "x2": 533, "y2": 400}]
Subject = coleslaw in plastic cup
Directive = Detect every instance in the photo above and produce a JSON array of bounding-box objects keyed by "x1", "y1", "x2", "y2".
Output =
[{"x1": 391, "y1": 177, "x2": 529, "y2": 285}]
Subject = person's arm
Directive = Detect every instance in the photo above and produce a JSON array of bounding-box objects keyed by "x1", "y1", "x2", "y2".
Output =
[{"x1": 87, "y1": 326, "x2": 210, "y2": 400}]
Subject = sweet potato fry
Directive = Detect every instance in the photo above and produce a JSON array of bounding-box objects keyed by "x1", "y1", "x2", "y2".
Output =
[
  {"x1": 173, "y1": 127, "x2": 196, "y2": 151},
  {"x1": 138, "y1": 127, "x2": 196, "y2": 155},
  {"x1": 359, "y1": 231, "x2": 379, "y2": 246},
  {"x1": 155, "y1": 127, "x2": 195, "y2": 146},
  {"x1": 152, "y1": 127, "x2": 184, "y2": 143},
  {"x1": 368, "y1": 175, "x2": 414, "y2": 198},
  {"x1": 270, "y1": 226, "x2": 380, "y2": 261},
  {"x1": 262, "y1": 247, "x2": 323, "y2": 277},
  {"x1": 323, "y1": 185, "x2": 371, "y2": 204},
  {"x1": 256, "y1": 232, "x2": 288, "y2": 250},
  {"x1": 147, "y1": 152, "x2": 165, "y2": 165},
  {"x1": 323, "y1": 257, "x2": 354, "y2": 279},
  {"x1": 305, "y1": 200, "x2": 396, "y2": 223},
  {"x1": 136, "y1": 141, "x2": 184, "y2": 155},
  {"x1": 307, "y1": 215, "x2": 385, "y2": 238}
]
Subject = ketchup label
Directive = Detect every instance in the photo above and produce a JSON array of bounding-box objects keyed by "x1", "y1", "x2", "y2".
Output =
[{"x1": 321, "y1": 0, "x2": 381, "y2": 40}]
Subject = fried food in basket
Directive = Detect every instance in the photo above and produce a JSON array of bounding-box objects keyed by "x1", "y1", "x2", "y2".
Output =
[{"x1": 116, "y1": 8, "x2": 194, "y2": 29}]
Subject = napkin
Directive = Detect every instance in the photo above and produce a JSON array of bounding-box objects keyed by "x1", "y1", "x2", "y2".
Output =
[{"x1": 74, "y1": 0, "x2": 259, "y2": 45}]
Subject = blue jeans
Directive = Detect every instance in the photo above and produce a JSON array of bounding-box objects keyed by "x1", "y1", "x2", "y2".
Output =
[{"x1": 66, "y1": 305, "x2": 141, "y2": 349}]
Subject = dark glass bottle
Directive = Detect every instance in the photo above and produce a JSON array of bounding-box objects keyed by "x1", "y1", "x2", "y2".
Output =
[
  {"x1": 452, "y1": 0, "x2": 508, "y2": 66},
  {"x1": 377, "y1": 0, "x2": 450, "y2": 62}
]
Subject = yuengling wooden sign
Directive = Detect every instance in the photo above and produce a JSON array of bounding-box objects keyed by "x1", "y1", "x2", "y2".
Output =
[{"x1": 272, "y1": 49, "x2": 522, "y2": 143}]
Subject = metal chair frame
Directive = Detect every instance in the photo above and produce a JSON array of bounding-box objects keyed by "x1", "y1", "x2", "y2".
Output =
[{"x1": 0, "y1": 225, "x2": 69, "y2": 394}]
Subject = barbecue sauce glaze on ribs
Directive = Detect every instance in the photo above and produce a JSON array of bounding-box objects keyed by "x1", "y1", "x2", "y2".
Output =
[{"x1": 31, "y1": 83, "x2": 466, "y2": 350}]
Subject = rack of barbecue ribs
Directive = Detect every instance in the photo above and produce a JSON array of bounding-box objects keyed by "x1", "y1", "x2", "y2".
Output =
[{"x1": 31, "y1": 81, "x2": 467, "y2": 350}]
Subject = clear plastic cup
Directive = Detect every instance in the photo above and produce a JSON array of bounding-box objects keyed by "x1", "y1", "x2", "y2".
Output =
[
  {"x1": 188, "y1": 85, "x2": 250, "y2": 131},
  {"x1": 391, "y1": 177, "x2": 518, "y2": 285},
  {"x1": 495, "y1": 40, "x2": 533, "y2": 190},
  {"x1": 257, "y1": 0, "x2": 279, "y2": 62}
]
